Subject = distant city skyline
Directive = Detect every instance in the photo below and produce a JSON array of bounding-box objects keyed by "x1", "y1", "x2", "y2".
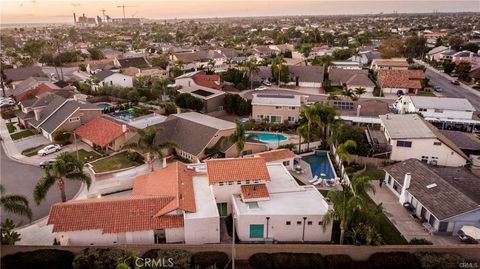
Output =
[{"x1": 1, "y1": 0, "x2": 479, "y2": 24}]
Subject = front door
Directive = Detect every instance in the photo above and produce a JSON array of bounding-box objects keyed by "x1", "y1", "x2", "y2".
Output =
[
  {"x1": 420, "y1": 207, "x2": 427, "y2": 221},
  {"x1": 217, "y1": 203, "x2": 228, "y2": 217}
]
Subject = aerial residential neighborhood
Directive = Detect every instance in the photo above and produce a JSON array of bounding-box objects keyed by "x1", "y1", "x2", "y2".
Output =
[{"x1": 1, "y1": 1, "x2": 480, "y2": 268}]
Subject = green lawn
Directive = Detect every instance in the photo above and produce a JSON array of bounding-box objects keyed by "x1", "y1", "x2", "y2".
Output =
[
  {"x1": 6, "y1": 123, "x2": 16, "y2": 133},
  {"x1": 90, "y1": 151, "x2": 142, "y2": 173},
  {"x1": 69, "y1": 149, "x2": 101, "y2": 164},
  {"x1": 21, "y1": 144, "x2": 47, "y2": 157},
  {"x1": 358, "y1": 166, "x2": 385, "y2": 182},
  {"x1": 416, "y1": 91, "x2": 436, "y2": 97},
  {"x1": 10, "y1": 130, "x2": 35, "y2": 140}
]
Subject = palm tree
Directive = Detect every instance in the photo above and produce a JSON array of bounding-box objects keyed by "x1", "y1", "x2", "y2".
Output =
[
  {"x1": 323, "y1": 176, "x2": 375, "y2": 244},
  {"x1": 314, "y1": 102, "x2": 338, "y2": 143},
  {"x1": 296, "y1": 124, "x2": 308, "y2": 153},
  {"x1": 301, "y1": 104, "x2": 319, "y2": 151},
  {"x1": 341, "y1": 86, "x2": 355, "y2": 101},
  {"x1": 336, "y1": 140, "x2": 357, "y2": 165},
  {"x1": 225, "y1": 121, "x2": 258, "y2": 157},
  {"x1": 34, "y1": 153, "x2": 91, "y2": 204},
  {"x1": 354, "y1": 87, "x2": 366, "y2": 99},
  {"x1": 242, "y1": 59, "x2": 259, "y2": 89},
  {"x1": 0, "y1": 185, "x2": 32, "y2": 222},
  {"x1": 126, "y1": 127, "x2": 175, "y2": 172}
]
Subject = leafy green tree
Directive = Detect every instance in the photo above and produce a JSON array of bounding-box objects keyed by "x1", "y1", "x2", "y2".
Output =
[
  {"x1": 379, "y1": 38, "x2": 404, "y2": 58},
  {"x1": 314, "y1": 101, "x2": 338, "y2": 142},
  {"x1": 271, "y1": 58, "x2": 289, "y2": 84},
  {"x1": 332, "y1": 48, "x2": 353, "y2": 60},
  {"x1": 0, "y1": 185, "x2": 32, "y2": 221},
  {"x1": 448, "y1": 36, "x2": 464, "y2": 51},
  {"x1": 34, "y1": 153, "x2": 91, "y2": 204},
  {"x1": 341, "y1": 87, "x2": 356, "y2": 101},
  {"x1": 224, "y1": 121, "x2": 258, "y2": 157},
  {"x1": 336, "y1": 140, "x2": 357, "y2": 164},
  {"x1": 164, "y1": 102, "x2": 177, "y2": 115},
  {"x1": 87, "y1": 47, "x2": 105, "y2": 60},
  {"x1": 224, "y1": 94, "x2": 250, "y2": 116},
  {"x1": 300, "y1": 104, "x2": 319, "y2": 151},
  {"x1": 442, "y1": 61, "x2": 456, "y2": 74},
  {"x1": 1, "y1": 219, "x2": 21, "y2": 245},
  {"x1": 404, "y1": 36, "x2": 427, "y2": 58},
  {"x1": 152, "y1": 54, "x2": 170, "y2": 69},
  {"x1": 52, "y1": 129, "x2": 71, "y2": 144},
  {"x1": 461, "y1": 43, "x2": 479, "y2": 53},
  {"x1": 241, "y1": 60, "x2": 259, "y2": 89},
  {"x1": 455, "y1": 63, "x2": 471, "y2": 81}
]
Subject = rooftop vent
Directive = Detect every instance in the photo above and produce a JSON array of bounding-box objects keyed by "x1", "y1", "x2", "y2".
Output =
[{"x1": 426, "y1": 183, "x2": 437, "y2": 189}]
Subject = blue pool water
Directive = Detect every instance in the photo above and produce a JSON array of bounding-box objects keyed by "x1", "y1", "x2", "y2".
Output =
[
  {"x1": 247, "y1": 132, "x2": 288, "y2": 143},
  {"x1": 96, "y1": 103, "x2": 112, "y2": 109},
  {"x1": 302, "y1": 151, "x2": 335, "y2": 180},
  {"x1": 111, "y1": 110, "x2": 134, "y2": 120}
]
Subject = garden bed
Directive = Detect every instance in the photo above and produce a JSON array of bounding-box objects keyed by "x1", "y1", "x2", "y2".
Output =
[
  {"x1": 68, "y1": 149, "x2": 102, "y2": 164},
  {"x1": 90, "y1": 151, "x2": 143, "y2": 173},
  {"x1": 6, "y1": 122, "x2": 16, "y2": 133},
  {"x1": 10, "y1": 129, "x2": 35, "y2": 140}
]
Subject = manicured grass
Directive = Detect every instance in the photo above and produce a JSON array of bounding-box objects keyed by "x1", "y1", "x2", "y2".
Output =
[
  {"x1": 21, "y1": 144, "x2": 47, "y2": 157},
  {"x1": 358, "y1": 166, "x2": 385, "y2": 182},
  {"x1": 416, "y1": 91, "x2": 436, "y2": 97},
  {"x1": 10, "y1": 129, "x2": 35, "y2": 140},
  {"x1": 90, "y1": 151, "x2": 142, "y2": 173},
  {"x1": 6, "y1": 123, "x2": 16, "y2": 133},
  {"x1": 69, "y1": 149, "x2": 101, "y2": 164}
]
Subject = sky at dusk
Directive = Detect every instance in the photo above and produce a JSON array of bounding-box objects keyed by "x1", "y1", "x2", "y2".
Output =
[{"x1": 1, "y1": 0, "x2": 479, "y2": 24}]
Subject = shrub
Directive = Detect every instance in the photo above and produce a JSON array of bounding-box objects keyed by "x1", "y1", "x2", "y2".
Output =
[
  {"x1": 174, "y1": 93, "x2": 203, "y2": 111},
  {"x1": 324, "y1": 254, "x2": 354, "y2": 269},
  {"x1": 72, "y1": 248, "x2": 131, "y2": 269},
  {"x1": 1, "y1": 249, "x2": 74, "y2": 269},
  {"x1": 249, "y1": 252, "x2": 323, "y2": 269},
  {"x1": 369, "y1": 252, "x2": 421, "y2": 269},
  {"x1": 127, "y1": 151, "x2": 143, "y2": 163},
  {"x1": 53, "y1": 129, "x2": 71, "y2": 144},
  {"x1": 191, "y1": 251, "x2": 229, "y2": 269},
  {"x1": 141, "y1": 249, "x2": 191, "y2": 269},
  {"x1": 409, "y1": 238, "x2": 433, "y2": 245},
  {"x1": 415, "y1": 252, "x2": 466, "y2": 269},
  {"x1": 164, "y1": 102, "x2": 177, "y2": 115}
]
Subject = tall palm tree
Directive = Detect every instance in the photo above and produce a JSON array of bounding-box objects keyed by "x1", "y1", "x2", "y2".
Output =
[
  {"x1": 242, "y1": 59, "x2": 259, "y2": 89},
  {"x1": 301, "y1": 104, "x2": 319, "y2": 151},
  {"x1": 225, "y1": 121, "x2": 258, "y2": 157},
  {"x1": 0, "y1": 185, "x2": 32, "y2": 222},
  {"x1": 314, "y1": 102, "x2": 338, "y2": 143},
  {"x1": 34, "y1": 153, "x2": 91, "y2": 204},
  {"x1": 296, "y1": 124, "x2": 308, "y2": 153},
  {"x1": 323, "y1": 176, "x2": 375, "y2": 244},
  {"x1": 354, "y1": 87, "x2": 366, "y2": 99},
  {"x1": 126, "y1": 127, "x2": 175, "y2": 171},
  {"x1": 341, "y1": 86, "x2": 355, "y2": 101},
  {"x1": 336, "y1": 140, "x2": 357, "y2": 165}
]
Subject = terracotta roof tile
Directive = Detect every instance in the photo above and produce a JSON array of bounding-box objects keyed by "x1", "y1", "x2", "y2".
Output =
[
  {"x1": 251, "y1": 149, "x2": 295, "y2": 163},
  {"x1": 205, "y1": 157, "x2": 271, "y2": 184},
  {"x1": 192, "y1": 72, "x2": 223, "y2": 90},
  {"x1": 241, "y1": 184, "x2": 270, "y2": 200},
  {"x1": 48, "y1": 196, "x2": 183, "y2": 233},
  {"x1": 74, "y1": 116, "x2": 126, "y2": 147},
  {"x1": 378, "y1": 70, "x2": 424, "y2": 89}
]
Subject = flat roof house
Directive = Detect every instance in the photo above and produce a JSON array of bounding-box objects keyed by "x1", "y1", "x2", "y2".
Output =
[
  {"x1": 175, "y1": 71, "x2": 225, "y2": 113},
  {"x1": 378, "y1": 114, "x2": 469, "y2": 167},
  {"x1": 252, "y1": 93, "x2": 303, "y2": 124},
  {"x1": 384, "y1": 159, "x2": 480, "y2": 236}
]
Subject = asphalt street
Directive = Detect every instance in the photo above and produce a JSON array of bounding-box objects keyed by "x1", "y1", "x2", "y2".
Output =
[
  {"x1": 425, "y1": 69, "x2": 480, "y2": 112},
  {"x1": 0, "y1": 146, "x2": 81, "y2": 226}
]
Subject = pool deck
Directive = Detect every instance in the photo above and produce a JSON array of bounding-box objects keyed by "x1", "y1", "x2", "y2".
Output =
[{"x1": 291, "y1": 154, "x2": 342, "y2": 191}]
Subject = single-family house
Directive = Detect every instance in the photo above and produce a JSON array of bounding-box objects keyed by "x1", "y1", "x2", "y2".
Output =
[
  {"x1": 377, "y1": 114, "x2": 469, "y2": 167},
  {"x1": 371, "y1": 58, "x2": 409, "y2": 72},
  {"x1": 377, "y1": 69, "x2": 425, "y2": 95},
  {"x1": 452, "y1": 51, "x2": 480, "y2": 64},
  {"x1": 4, "y1": 66, "x2": 46, "y2": 87},
  {"x1": 11, "y1": 77, "x2": 58, "y2": 101},
  {"x1": 329, "y1": 61, "x2": 362, "y2": 70},
  {"x1": 426, "y1": 46, "x2": 456, "y2": 62},
  {"x1": 287, "y1": 65, "x2": 324, "y2": 88},
  {"x1": 175, "y1": 71, "x2": 225, "y2": 113},
  {"x1": 384, "y1": 159, "x2": 480, "y2": 236},
  {"x1": 252, "y1": 93, "x2": 304, "y2": 124},
  {"x1": 328, "y1": 69, "x2": 375, "y2": 94},
  {"x1": 114, "y1": 56, "x2": 151, "y2": 69},
  {"x1": 439, "y1": 130, "x2": 480, "y2": 157},
  {"x1": 393, "y1": 95, "x2": 475, "y2": 120},
  {"x1": 74, "y1": 116, "x2": 136, "y2": 152},
  {"x1": 92, "y1": 70, "x2": 133, "y2": 89}
]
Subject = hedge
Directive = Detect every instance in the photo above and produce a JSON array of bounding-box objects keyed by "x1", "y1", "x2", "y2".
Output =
[
  {"x1": 1, "y1": 249, "x2": 74, "y2": 269},
  {"x1": 324, "y1": 254, "x2": 354, "y2": 269},
  {"x1": 416, "y1": 252, "x2": 466, "y2": 269},
  {"x1": 191, "y1": 251, "x2": 229, "y2": 269},
  {"x1": 249, "y1": 252, "x2": 324, "y2": 269},
  {"x1": 369, "y1": 252, "x2": 421, "y2": 269},
  {"x1": 72, "y1": 248, "x2": 132, "y2": 269},
  {"x1": 142, "y1": 249, "x2": 191, "y2": 269}
]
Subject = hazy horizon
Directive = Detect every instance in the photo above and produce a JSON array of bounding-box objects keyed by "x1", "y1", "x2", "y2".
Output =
[{"x1": 1, "y1": 0, "x2": 479, "y2": 25}]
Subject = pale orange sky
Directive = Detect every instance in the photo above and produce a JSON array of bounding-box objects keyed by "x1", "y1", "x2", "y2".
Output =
[{"x1": 1, "y1": 0, "x2": 478, "y2": 24}]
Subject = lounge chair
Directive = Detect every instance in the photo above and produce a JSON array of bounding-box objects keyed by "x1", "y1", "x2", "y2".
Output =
[
  {"x1": 313, "y1": 178, "x2": 324, "y2": 186},
  {"x1": 309, "y1": 175, "x2": 319, "y2": 183}
]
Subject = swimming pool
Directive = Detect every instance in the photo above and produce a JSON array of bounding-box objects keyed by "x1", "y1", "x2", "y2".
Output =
[
  {"x1": 247, "y1": 132, "x2": 288, "y2": 143},
  {"x1": 302, "y1": 150, "x2": 336, "y2": 180},
  {"x1": 111, "y1": 110, "x2": 134, "y2": 121},
  {"x1": 96, "y1": 103, "x2": 112, "y2": 109}
]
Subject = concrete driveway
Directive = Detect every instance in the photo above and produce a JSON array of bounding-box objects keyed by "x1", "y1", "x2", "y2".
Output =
[
  {"x1": 13, "y1": 134, "x2": 50, "y2": 152},
  {"x1": 0, "y1": 146, "x2": 81, "y2": 227}
]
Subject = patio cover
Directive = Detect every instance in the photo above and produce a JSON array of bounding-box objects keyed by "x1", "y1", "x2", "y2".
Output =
[{"x1": 460, "y1": 226, "x2": 480, "y2": 240}]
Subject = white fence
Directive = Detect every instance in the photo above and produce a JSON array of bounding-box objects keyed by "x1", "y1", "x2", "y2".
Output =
[
  {"x1": 294, "y1": 141, "x2": 322, "y2": 153},
  {"x1": 331, "y1": 145, "x2": 351, "y2": 186}
]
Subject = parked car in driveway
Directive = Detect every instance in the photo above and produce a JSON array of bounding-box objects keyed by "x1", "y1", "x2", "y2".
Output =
[
  {"x1": 262, "y1": 80, "x2": 272, "y2": 86},
  {"x1": 254, "y1": 86, "x2": 268, "y2": 91},
  {"x1": 37, "y1": 144, "x2": 61, "y2": 156},
  {"x1": 434, "y1": 86, "x2": 443, "y2": 92},
  {"x1": 451, "y1": 80, "x2": 460, "y2": 85},
  {"x1": 39, "y1": 159, "x2": 56, "y2": 168}
]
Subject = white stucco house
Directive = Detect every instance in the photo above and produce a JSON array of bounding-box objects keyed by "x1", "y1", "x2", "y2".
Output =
[
  {"x1": 393, "y1": 95, "x2": 476, "y2": 120},
  {"x1": 384, "y1": 159, "x2": 480, "y2": 236},
  {"x1": 379, "y1": 114, "x2": 469, "y2": 167},
  {"x1": 92, "y1": 70, "x2": 133, "y2": 90},
  {"x1": 47, "y1": 150, "x2": 333, "y2": 245}
]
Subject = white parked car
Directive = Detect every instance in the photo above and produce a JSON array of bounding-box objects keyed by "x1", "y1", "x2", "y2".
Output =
[
  {"x1": 262, "y1": 80, "x2": 272, "y2": 86},
  {"x1": 254, "y1": 86, "x2": 267, "y2": 91},
  {"x1": 37, "y1": 144, "x2": 61, "y2": 156}
]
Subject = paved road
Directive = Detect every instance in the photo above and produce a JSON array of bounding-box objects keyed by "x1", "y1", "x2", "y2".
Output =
[
  {"x1": 0, "y1": 146, "x2": 81, "y2": 226},
  {"x1": 424, "y1": 68, "x2": 480, "y2": 112}
]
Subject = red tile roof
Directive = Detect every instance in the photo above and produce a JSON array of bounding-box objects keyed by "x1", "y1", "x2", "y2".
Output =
[
  {"x1": 133, "y1": 162, "x2": 196, "y2": 214},
  {"x1": 241, "y1": 184, "x2": 270, "y2": 200},
  {"x1": 74, "y1": 116, "x2": 127, "y2": 147},
  {"x1": 378, "y1": 70, "x2": 425, "y2": 89},
  {"x1": 205, "y1": 157, "x2": 271, "y2": 184},
  {"x1": 16, "y1": 83, "x2": 57, "y2": 101},
  {"x1": 252, "y1": 149, "x2": 295, "y2": 163},
  {"x1": 192, "y1": 72, "x2": 223, "y2": 90},
  {"x1": 48, "y1": 196, "x2": 183, "y2": 233}
]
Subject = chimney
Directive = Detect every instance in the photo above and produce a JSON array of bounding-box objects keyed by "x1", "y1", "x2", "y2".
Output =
[
  {"x1": 356, "y1": 104, "x2": 362, "y2": 117},
  {"x1": 73, "y1": 13, "x2": 77, "y2": 23},
  {"x1": 122, "y1": 124, "x2": 127, "y2": 133},
  {"x1": 399, "y1": 172, "x2": 411, "y2": 204}
]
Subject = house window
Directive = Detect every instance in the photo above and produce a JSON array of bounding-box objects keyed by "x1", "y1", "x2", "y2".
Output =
[
  {"x1": 419, "y1": 108, "x2": 427, "y2": 112},
  {"x1": 433, "y1": 142, "x2": 441, "y2": 146},
  {"x1": 307, "y1": 221, "x2": 313, "y2": 225},
  {"x1": 257, "y1": 115, "x2": 264, "y2": 120},
  {"x1": 434, "y1": 109, "x2": 443, "y2": 113},
  {"x1": 69, "y1": 116, "x2": 80, "y2": 122},
  {"x1": 421, "y1": 156, "x2": 428, "y2": 162},
  {"x1": 275, "y1": 106, "x2": 283, "y2": 110},
  {"x1": 237, "y1": 181, "x2": 242, "y2": 185},
  {"x1": 296, "y1": 221, "x2": 302, "y2": 225},
  {"x1": 253, "y1": 180, "x2": 260, "y2": 183},
  {"x1": 438, "y1": 222, "x2": 449, "y2": 232},
  {"x1": 396, "y1": 140, "x2": 412, "y2": 147},
  {"x1": 287, "y1": 116, "x2": 295, "y2": 122},
  {"x1": 228, "y1": 182, "x2": 233, "y2": 185},
  {"x1": 246, "y1": 180, "x2": 251, "y2": 184},
  {"x1": 270, "y1": 116, "x2": 281, "y2": 123},
  {"x1": 283, "y1": 160, "x2": 290, "y2": 166},
  {"x1": 249, "y1": 224, "x2": 264, "y2": 239},
  {"x1": 247, "y1": 202, "x2": 259, "y2": 209},
  {"x1": 288, "y1": 106, "x2": 296, "y2": 110},
  {"x1": 318, "y1": 221, "x2": 323, "y2": 225},
  {"x1": 286, "y1": 221, "x2": 291, "y2": 225}
]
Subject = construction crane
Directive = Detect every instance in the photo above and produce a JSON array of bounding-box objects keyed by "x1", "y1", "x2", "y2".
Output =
[
  {"x1": 117, "y1": 4, "x2": 136, "y2": 18},
  {"x1": 99, "y1": 9, "x2": 107, "y2": 22}
]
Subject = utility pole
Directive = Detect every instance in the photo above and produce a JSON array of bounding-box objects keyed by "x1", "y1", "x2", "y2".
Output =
[
  {"x1": 99, "y1": 9, "x2": 107, "y2": 22},
  {"x1": 117, "y1": 4, "x2": 135, "y2": 19}
]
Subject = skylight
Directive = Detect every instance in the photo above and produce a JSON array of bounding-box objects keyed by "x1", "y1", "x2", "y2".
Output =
[{"x1": 426, "y1": 183, "x2": 437, "y2": 189}]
